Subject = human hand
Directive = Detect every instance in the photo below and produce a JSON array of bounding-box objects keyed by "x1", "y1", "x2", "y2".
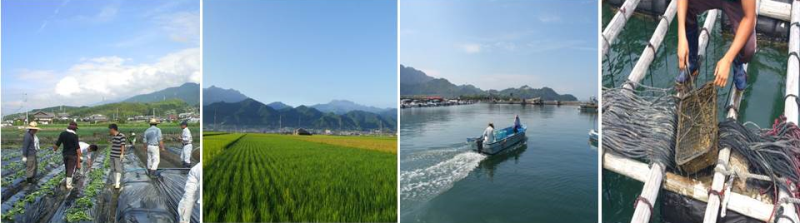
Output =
[
  {"x1": 677, "y1": 36, "x2": 690, "y2": 71},
  {"x1": 714, "y1": 58, "x2": 733, "y2": 87}
]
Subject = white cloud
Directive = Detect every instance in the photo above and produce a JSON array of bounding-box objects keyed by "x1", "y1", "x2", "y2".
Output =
[
  {"x1": 155, "y1": 10, "x2": 200, "y2": 44},
  {"x1": 460, "y1": 43, "x2": 482, "y2": 54},
  {"x1": 42, "y1": 47, "x2": 200, "y2": 104}
]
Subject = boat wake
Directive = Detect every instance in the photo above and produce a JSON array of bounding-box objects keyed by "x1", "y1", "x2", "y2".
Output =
[{"x1": 400, "y1": 150, "x2": 487, "y2": 202}]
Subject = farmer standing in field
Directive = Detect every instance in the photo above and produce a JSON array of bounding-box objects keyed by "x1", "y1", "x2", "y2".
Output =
[
  {"x1": 21, "y1": 121, "x2": 40, "y2": 183},
  {"x1": 53, "y1": 121, "x2": 80, "y2": 189},
  {"x1": 675, "y1": 0, "x2": 756, "y2": 91},
  {"x1": 180, "y1": 120, "x2": 193, "y2": 168},
  {"x1": 177, "y1": 162, "x2": 201, "y2": 223},
  {"x1": 143, "y1": 118, "x2": 165, "y2": 177},
  {"x1": 109, "y1": 124, "x2": 126, "y2": 189}
]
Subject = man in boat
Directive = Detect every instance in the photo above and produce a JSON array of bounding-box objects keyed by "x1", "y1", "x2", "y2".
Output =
[
  {"x1": 513, "y1": 115, "x2": 521, "y2": 133},
  {"x1": 483, "y1": 123, "x2": 495, "y2": 144},
  {"x1": 53, "y1": 121, "x2": 80, "y2": 189},
  {"x1": 676, "y1": 0, "x2": 756, "y2": 91}
]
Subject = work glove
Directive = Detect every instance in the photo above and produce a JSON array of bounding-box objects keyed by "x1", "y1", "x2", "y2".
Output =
[{"x1": 22, "y1": 157, "x2": 27, "y2": 163}]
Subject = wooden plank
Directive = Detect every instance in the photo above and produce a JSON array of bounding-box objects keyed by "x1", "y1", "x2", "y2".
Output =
[
  {"x1": 603, "y1": 0, "x2": 642, "y2": 57},
  {"x1": 604, "y1": 152, "x2": 774, "y2": 222},
  {"x1": 625, "y1": 0, "x2": 678, "y2": 90}
]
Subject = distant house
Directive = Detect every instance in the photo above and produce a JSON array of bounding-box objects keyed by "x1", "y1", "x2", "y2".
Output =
[
  {"x1": 32, "y1": 111, "x2": 55, "y2": 124},
  {"x1": 325, "y1": 129, "x2": 332, "y2": 135},
  {"x1": 178, "y1": 112, "x2": 194, "y2": 119},
  {"x1": 88, "y1": 114, "x2": 108, "y2": 122},
  {"x1": 293, "y1": 128, "x2": 312, "y2": 136},
  {"x1": 57, "y1": 112, "x2": 70, "y2": 120}
]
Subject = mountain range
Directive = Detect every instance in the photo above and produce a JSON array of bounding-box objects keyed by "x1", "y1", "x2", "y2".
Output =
[
  {"x1": 203, "y1": 85, "x2": 250, "y2": 105},
  {"x1": 205, "y1": 99, "x2": 395, "y2": 131},
  {"x1": 122, "y1": 83, "x2": 200, "y2": 105},
  {"x1": 400, "y1": 65, "x2": 577, "y2": 101},
  {"x1": 203, "y1": 86, "x2": 396, "y2": 131}
]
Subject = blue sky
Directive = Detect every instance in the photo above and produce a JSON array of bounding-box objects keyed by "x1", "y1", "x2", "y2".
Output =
[
  {"x1": 401, "y1": 0, "x2": 597, "y2": 100},
  {"x1": 2, "y1": 0, "x2": 200, "y2": 116},
  {"x1": 204, "y1": 0, "x2": 398, "y2": 108}
]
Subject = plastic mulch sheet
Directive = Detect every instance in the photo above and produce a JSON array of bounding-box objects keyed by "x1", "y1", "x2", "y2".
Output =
[
  {"x1": 116, "y1": 153, "x2": 174, "y2": 223},
  {"x1": 158, "y1": 171, "x2": 200, "y2": 223}
]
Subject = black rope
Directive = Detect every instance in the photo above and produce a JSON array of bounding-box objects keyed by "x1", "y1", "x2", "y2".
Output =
[{"x1": 634, "y1": 196, "x2": 654, "y2": 214}]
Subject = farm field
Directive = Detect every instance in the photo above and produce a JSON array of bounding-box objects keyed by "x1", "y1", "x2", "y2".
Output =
[
  {"x1": 203, "y1": 133, "x2": 397, "y2": 222},
  {"x1": 1, "y1": 123, "x2": 200, "y2": 147},
  {"x1": 1, "y1": 125, "x2": 199, "y2": 222}
]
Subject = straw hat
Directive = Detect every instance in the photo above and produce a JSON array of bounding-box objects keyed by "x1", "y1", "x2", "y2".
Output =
[
  {"x1": 26, "y1": 121, "x2": 40, "y2": 130},
  {"x1": 149, "y1": 118, "x2": 161, "y2": 124}
]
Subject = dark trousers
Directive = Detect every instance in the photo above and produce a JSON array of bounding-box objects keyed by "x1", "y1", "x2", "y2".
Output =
[
  {"x1": 25, "y1": 154, "x2": 37, "y2": 179},
  {"x1": 63, "y1": 155, "x2": 78, "y2": 177},
  {"x1": 685, "y1": 0, "x2": 756, "y2": 70}
]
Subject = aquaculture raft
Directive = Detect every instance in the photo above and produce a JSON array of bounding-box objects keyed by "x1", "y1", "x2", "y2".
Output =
[{"x1": 601, "y1": 0, "x2": 800, "y2": 222}]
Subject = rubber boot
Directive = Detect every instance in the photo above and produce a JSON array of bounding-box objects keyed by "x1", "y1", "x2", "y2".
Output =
[
  {"x1": 115, "y1": 173, "x2": 121, "y2": 189},
  {"x1": 66, "y1": 177, "x2": 73, "y2": 190}
]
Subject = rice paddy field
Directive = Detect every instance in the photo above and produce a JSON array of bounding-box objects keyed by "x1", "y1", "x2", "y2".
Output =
[{"x1": 202, "y1": 133, "x2": 397, "y2": 222}]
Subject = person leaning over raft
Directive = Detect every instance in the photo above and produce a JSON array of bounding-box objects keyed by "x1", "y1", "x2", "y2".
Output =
[
  {"x1": 483, "y1": 123, "x2": 495, "y2": 144},
  {"x1": 109, "y1": 124, "x2": 127, "y2": 189},
  {"x1": 180, "y1": 120, "x2": 192, "y2": 168},
  {"x1": 143, "y1": 118, "x2": 165, "y2": 177},
  {"x1": 675, "y1": 0, "x2": 756, "y2": 90},
  {"x1": 21, "y1": 122, "x2": 40, "y2": 183},
  {"x1": 513, "y1": 115, "x2": 521, "y2": 133},
  {"x1": 177, "y1": 162, "x2": 201, "y2": 223},
  {"x1": 53, "y1": 121, "x2": 80, "y2": 189}
]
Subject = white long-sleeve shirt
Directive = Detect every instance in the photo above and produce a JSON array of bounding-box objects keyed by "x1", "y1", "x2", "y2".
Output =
[
  {"x1": 483, "y1": 126, "x2": 495, "y2": 143},
  {"x1": 178, "y1": 163, "x2": 201, "y2": 223},
  {"x1": 181, "y1": 128, "x2": 192, "y2": 145}
]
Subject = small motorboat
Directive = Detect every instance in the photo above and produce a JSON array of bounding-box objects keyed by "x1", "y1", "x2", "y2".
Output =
[
  {"x1": 589, "y1": 129, "x2": 598, "y2": 144},
  {"x1": 468, "y1": 125, "x2": 527, "y2": 155}
]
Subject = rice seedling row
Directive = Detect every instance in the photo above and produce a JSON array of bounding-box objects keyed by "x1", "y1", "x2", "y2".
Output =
[{"x1": 203, "y1": 134, "x2": 396, "y2": 222}]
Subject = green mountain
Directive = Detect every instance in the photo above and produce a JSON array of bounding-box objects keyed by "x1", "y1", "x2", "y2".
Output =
[
  {"x1": 3, "y1": 99, "x2": 194, "y2": 121},
  {"x1": 400, "y1": 65, "x2": 577, "y2": 101},
  {"x1": 123, "y1": 82, "x2": 200, "y2": 105},
  {"x1": 203, "y1": 85, "x2": 249, "y2": 105},
  {"x1": 204, "y1": 98, "x2": 396, "y2": 131}
]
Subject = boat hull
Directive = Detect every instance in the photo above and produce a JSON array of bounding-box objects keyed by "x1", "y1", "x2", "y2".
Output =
[{"x1": 471, "y1": 126, "x2": 527, "y2": 155}]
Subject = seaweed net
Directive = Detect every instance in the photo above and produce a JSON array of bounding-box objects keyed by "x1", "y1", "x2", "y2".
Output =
[
  {"x1": 718, "y1": 117, "x2": 800, "y2": 186},
  {"x1": 602, "y1": 85, "x2": 677, "y2": 168},
  {"x1": 675, "y1": 82, "x2": 718, "y2": 173}
]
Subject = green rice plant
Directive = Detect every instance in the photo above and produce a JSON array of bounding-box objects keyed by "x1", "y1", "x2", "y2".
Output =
[{"x1": 203, "y1": 133, "x2": 397, "y2": 222}]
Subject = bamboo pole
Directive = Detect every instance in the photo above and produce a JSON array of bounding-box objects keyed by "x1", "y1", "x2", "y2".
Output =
[
  {"x1": 785, "y1": 0, "x2": 800, "y2": 125},
  {"x1": 624, "y1": 0, "x2": 678, "y2": 91},
  {"x1": 775, "y1": 2, "x2": 800, "y2": 223},
  {"x1": 622, "y1": 2, "x2": 678, "y2": 223},
  {"x1": 604, "y1": 152, "x2": 774, "y2": 222},
  {"x1": 602, "y1": 0, "x2": 642, "y2": 57}
]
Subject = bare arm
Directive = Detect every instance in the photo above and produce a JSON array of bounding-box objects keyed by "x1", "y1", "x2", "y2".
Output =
[
  {"x1": 714, "y1": 0, "x2": 756, "y2": 86},
  {"x1": 677, "y1": 0, "x2": 690, "y2": 70}
]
